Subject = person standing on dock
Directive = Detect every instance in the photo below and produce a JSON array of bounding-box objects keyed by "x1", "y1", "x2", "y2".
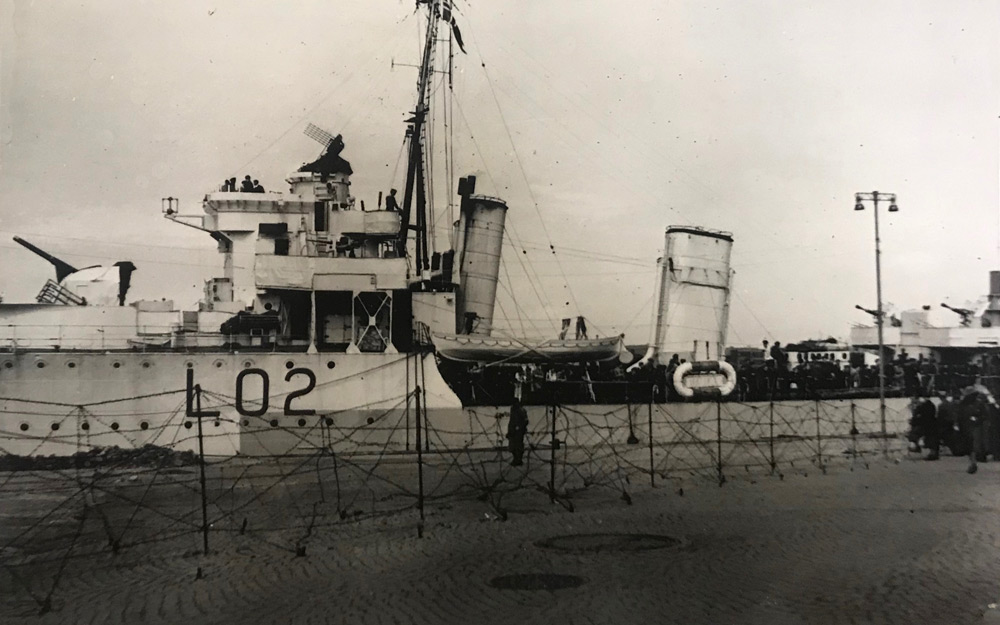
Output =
[{"x1": 507, "y1": 398, "x2": 528, "y2": 466}]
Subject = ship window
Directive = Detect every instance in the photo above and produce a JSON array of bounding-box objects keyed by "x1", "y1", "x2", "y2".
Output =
[
  {"x1": 19, "y1": 423, "x2": 28, "y2": 431},
  {"x1": 186, "y1": 361, "x2": 194, "y2": 369},
  {"x1": 214, "y1": 420, "x2": 221, "y2": 428},
  {"x1": 3, "y1": 362, "x2": 12, "y2": 369},
  {"x1": 297, "y1": 418, "x2": 306, "y2": 427},
  {"x1": 51, "y1": 422, "x2": 59, "y2": 431},
  {"x1": 36, "y1": 362, "x2": 45, "y2": 369},
  {"x1": 327, "y1": 361, "x2": 336, "y2": 369},
  {"x1": 113, "y1": 362, "x2": 121, "y2": 369},
  {"x1": 353, "y1": 292, "x2": 391, "y2": 353},
  {"x1": 285, "y1": 361, "x2": 295, "y2": 369},
  {"x1": 184, "y1": 421, "x2": 192, "y2": 429},
  {"x1": 324, "y1": 417, "x2": 333, "y2": 426},
  {"x1": 243, "y1": 361, "x2": 253, "y2": 369},
  {"x1": 214, "y1": 360, "x2": 224, "y2": 368},
  {"x1": 81, "y1": 422, "x2": 89, "y2": 431},
  {"x1": 242, "y1": 419, "x2": 250, "y2": 426},
  {"x1": 274, "y1": 238, "x2": 290, "y2": 256},
  {"x1": 140, "y1": 421, "x2": 149, "y2": 430},
  {"x1": 269, "y1": 419, "x2": 279, "y2": 427},
  {"x1": 111, "y1": 422, "x2": 120, "y2": 431},
  {"x1": 314, "y1": 201, "x2": 327, "y2": 232},
  {"x1": 258, "y1": 222, "x2": 289, "y2": 236},
  {"x1": 67, "y1": 361, "x2": 76, "y2": 369},
  {"x1": 142, "y1": 361, "x2": 151, "y2": 369}
]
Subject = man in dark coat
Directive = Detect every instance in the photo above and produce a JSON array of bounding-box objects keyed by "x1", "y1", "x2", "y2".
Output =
[
  {"x1": 507, "y1": 398, "x2": 529, "y2": 466},
  {"x1": 908, "y1": 396, "x2": 939, "y2": 459},
  {"x1": 961, "y1": 389, "x2": 992, "y2": 474}
]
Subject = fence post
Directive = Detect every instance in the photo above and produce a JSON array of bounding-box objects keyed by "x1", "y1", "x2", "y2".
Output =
[
  {"x1": 405, "y1": 352, "x2": 410, "y2": 451},
  {"x1": 420, "y1": 355, "x2": 430, "y2": 453},
  {"x1": 549, "y1": 404, "x2": 557, "y2": 503},
  {"x1": 648, "y1": 399, "x2": 655, "y2": 487},
  {"x1": 769, "y1": 401, "x2": 776, "y2": 474},
  {"x1": 716, "y1": 400, "x2": 724, "y2": 486},
  {"x1": 415, "y1": 385, "x2": 424, "y2": 538},
  {"x1": 626, "y1": 383, "x2": 638, "y2": 444},
  {"x1": 815, "y1": 399, "x2": 823, "y2": 473},
  {"x1": 195, "y1": 386, "x2": 210, "y2": 555}
]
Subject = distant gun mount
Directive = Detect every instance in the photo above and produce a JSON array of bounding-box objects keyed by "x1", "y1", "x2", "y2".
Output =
[
  {"x1": 13, "y1": 236, "x2": 78, "y2": 282},
  {"x1": 855, "y1": 304, "x2": 881, "y2": 320},
  {"x1": 855, "y1": 304, "x2": 900, "y2": 327},
  {"x1": 941, "y1": 302, "x2": 974, "y2": 327}
]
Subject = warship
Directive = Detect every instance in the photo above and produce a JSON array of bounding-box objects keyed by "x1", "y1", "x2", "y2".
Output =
[{"x1": 0, "y1": 1, "x2": 736, "y2": 457}]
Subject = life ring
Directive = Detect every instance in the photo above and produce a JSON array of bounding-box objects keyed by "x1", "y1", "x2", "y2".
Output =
[{"x1": 673, "y1": 360, "x2": 737, "y2": 398}]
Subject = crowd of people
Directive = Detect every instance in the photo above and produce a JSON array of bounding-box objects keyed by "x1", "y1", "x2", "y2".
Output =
[
  {"x1": 908, "y1": 388, "x2": 1000, "y2": 473},
  {"x1": 219, "y1": 175, "x2": 266, "y2": 193},
  {"x1": 732, "y1": 344, "x2": 995, "y2": 402}
]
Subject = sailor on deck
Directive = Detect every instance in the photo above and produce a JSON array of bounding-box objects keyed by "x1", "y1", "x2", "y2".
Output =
[{"x1": 384, "y1": 188, "x2": 400, "y2": 212}]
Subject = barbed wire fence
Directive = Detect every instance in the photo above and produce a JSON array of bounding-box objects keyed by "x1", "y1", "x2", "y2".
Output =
[{"x1": 0, "y1": 382, "x2": 910, "y2": 617}]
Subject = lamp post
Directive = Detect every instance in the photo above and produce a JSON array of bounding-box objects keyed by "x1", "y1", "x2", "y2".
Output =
[{"x1": 854, "y1": 191, "x2": 898, "y2": 448}]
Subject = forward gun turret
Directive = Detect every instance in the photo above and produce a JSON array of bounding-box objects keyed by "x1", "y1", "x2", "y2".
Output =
[{"x1": 13, "y1": 236, "x2": 78, "y2": 282}]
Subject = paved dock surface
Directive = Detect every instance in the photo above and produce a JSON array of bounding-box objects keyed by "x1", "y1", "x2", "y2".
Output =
[{"x1": 4, "y1": 455, "x2": 1000, "y2": 624}]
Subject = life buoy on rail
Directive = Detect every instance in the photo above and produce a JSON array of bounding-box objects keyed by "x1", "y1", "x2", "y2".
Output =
[{"x1": 672, "y1": 360, "x2": 737, "y2": 398}]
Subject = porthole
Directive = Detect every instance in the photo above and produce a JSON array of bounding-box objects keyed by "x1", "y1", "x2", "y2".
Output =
[
  {"x1": 269, "y1": 419, "x2": 278, "y2": 427},
  {"x1": 184, "y1": 421, "x2": 192, "y2": 429},
  {"x1": 243, "y1": 360, "x2": 253, "y2": 369},
  {"x1": 327, "y1": 361, "x2": 336, "y2": 369},
  {"x1": 285, "y1": 361, "x2": 295, "y2": 369},
  {"x1": 141, "y1": 361, "x2": 151, "y2": 369},
  {"x1": 297, "y1": 418, "x2": 306, "y2": 427},
  {"x1": 66, "y1": 361, "x2": 77, "y2": 369},
  {"x1": 36, "y1": 361, "x2": 46, "y2": 369},
  {"x1": 140, "y1": 421, "x2": 149, "y2": 430},
  {"x1": 214, "y1": 360, "x2": 224, "y2": 369},
  {"x1": 3, "y1": 361, "x2": 13, "y2": 369},
  {"x1": 242, "y1": 419, "x2": 250, "y2": 426},
  {"x1": 111, "y1": 422, "x2": 120, "y2": 431},
  {"x1": 51, "y1": 422, "x2": 59, "y2": 431},
  {"x1": 19, "y1": 423, "x2": 28, "y2": 432},
  {"x1": 112, "y1": 362, "x2": 122, "y2": 369},
  {"x1": 324, "y1": 418, "x2": 333, "y2": 426},
  {"x1": 213, "y1": 420, "x2": 221, "y2": 428},
  {"x1": 366, "y1": 417, "x2": 374, "y2": 425},
  {"x1": 186, "y1": 361, "x2": 194, "y2": 369},
  {"x1": 81, "y1": 422, "x2": 90, "y2": 431}
]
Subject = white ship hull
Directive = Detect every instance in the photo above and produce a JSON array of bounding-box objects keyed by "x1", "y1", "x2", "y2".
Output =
[{"x1": 0, "y1": 351, "x2": 463, "y2": 457}]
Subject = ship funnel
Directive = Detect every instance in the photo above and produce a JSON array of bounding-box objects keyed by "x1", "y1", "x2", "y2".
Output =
[
  {"x1": 454, "y1": 187, "x2": 507, "y2": 335},
  {"x1": 652, "y1": 226, "x2": 734, "y2": 364},
  {"x1": 13, "y1": 236, "x2": 79, "y2": 282}
]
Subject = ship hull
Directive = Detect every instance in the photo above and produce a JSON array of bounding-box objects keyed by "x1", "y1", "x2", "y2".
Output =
[
  {"x1": 0, "y1": 351, "x2": 462, "y2": 456},
  {"x1": 1, "y1": 347, "x2": 909, "y2": 460}
]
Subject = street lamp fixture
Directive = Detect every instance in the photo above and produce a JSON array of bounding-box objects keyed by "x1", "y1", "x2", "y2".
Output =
[{"x1": 853, "y1": 190, "x2": 898, "y2": 452}]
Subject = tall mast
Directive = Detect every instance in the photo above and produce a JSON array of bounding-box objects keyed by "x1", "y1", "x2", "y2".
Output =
[{"x1": 398, "y1": 0, "x2": 441, "y2": 279}]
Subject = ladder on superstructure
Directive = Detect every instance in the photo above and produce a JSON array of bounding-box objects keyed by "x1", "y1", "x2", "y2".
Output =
[{"x1": 36, "y1": 279, "x2": 86, "y2": 305}]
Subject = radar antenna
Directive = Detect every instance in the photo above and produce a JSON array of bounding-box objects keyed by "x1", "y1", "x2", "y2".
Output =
[{"x1": 304, "y1": 122, "x2": 335, "y2": 147}]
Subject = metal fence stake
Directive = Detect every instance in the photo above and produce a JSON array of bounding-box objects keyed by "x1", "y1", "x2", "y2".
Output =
[
  {"x1": 415, "y1": 385, "x2": 424, "y2": 538},
  {"x1": 716, "y1": 401, "x2": 724, "y2": 486},
  {"x1": 648, "y1": 399, "x2": 655, "y2": 487},
  {"x1": 769, "y1": 401, "x2": 776, "y2": 474}
]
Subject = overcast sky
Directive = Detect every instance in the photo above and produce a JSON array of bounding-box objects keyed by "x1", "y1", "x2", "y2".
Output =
[{"x1": 1, "y1": 0, "x2": 998, "y2": 346}]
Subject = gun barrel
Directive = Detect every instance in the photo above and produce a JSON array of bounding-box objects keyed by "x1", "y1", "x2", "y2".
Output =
[{"x1": 12, "y1": 236, "x2": 79, "y2": 282}]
